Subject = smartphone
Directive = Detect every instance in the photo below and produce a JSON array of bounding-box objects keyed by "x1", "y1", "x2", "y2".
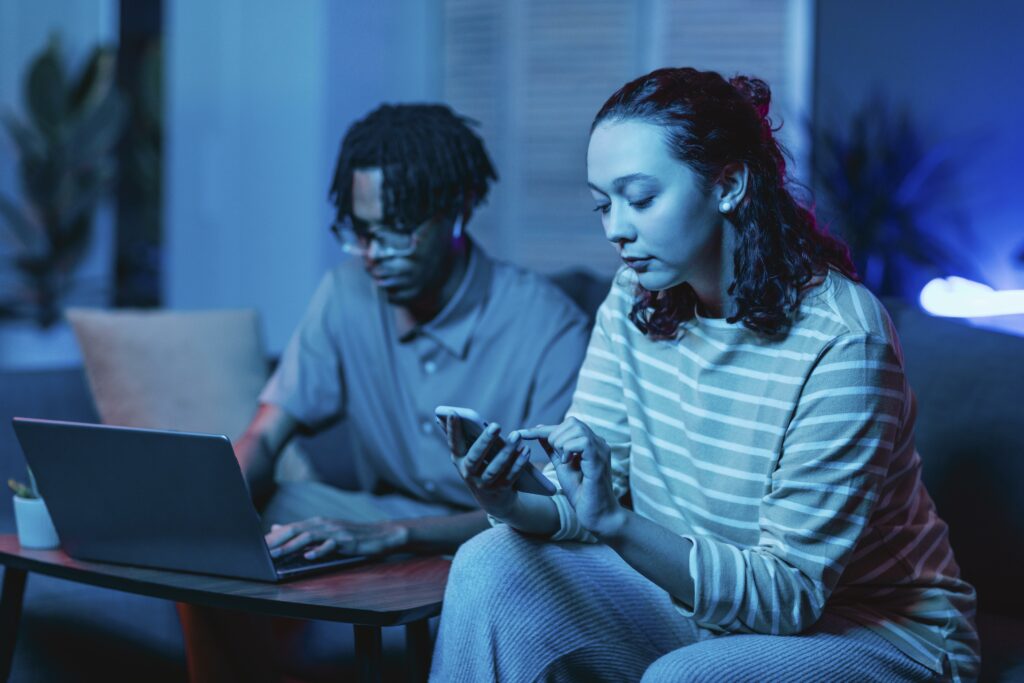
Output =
[{"x1": 434, "y1": 406, "x2": 556, "y2": 496}]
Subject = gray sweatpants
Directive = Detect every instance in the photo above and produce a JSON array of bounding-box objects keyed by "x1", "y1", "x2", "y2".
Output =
[{"x1": 431, "y1": 525, "x2": 942, "y2": 682}]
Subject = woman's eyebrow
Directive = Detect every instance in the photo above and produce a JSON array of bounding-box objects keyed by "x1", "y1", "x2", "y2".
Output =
[
  {"x1": 613, "y1": 172, "x2": 657, "y2": 190},
  {"x1": 588, "y1": 173, "x2": 658, "y2": 194}
]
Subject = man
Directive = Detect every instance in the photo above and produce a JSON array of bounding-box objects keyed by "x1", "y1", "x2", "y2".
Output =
[
  {"x1": 179, "y1": 104, "x2": 589, "y2": 681},
  {"x1": 242, "y1": 103, "x2": 589, "y2": 560}
]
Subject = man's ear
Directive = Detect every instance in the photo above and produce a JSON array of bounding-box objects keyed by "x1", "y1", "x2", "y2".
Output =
[
  {"x1": 716, "y1": 162, "x2": 749, "y2": 211},
  {"x1": 453, "y1": 213, "x2": 466, "y2": 239},
  {"x1": 458, "y1": 194, "x2": 476, "y2": 234}
]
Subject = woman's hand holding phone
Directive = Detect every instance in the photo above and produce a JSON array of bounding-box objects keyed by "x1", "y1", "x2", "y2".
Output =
[{"x1": 445, "y1": 416, "x2": 533, "y2": 521}]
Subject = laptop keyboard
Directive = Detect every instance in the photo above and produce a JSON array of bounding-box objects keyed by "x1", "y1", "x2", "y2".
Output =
[
  {"x1": 272, "y1": 546, "x2": 322, "y2": 571},
  {"x1": 271, "y1": 545, "x2": 368, "y2": 579}
]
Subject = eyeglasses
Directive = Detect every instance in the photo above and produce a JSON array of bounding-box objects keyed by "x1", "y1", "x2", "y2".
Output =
[{"x1": 330, "y1": 215, "x2": 464, "y2": 259}]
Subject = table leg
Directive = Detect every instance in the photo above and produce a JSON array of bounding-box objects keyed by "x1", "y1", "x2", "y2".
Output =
[
  {"x1": 354, "y1": 624, "x2": 382, "y2": 683},
  {"x1": 0, "y1": 568, "x2": 28, "y2": 682},
  {"x1": 405, "y1": 619, "x2": 432, "y2": 682}
]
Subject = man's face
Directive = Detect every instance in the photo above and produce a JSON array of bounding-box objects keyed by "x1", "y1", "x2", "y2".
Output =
[{"x1": 350, "y1": 167, "x2": 454, "y2": 305}]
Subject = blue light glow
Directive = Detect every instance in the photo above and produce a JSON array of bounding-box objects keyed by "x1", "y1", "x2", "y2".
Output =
[{"x1": 919, "y1": 277, "x2": 1024, "y2": 318}]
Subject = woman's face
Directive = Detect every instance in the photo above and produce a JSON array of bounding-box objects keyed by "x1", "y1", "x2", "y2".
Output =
[{"x1": 587, "y1": 120, "x2": 722, "y2": 292}]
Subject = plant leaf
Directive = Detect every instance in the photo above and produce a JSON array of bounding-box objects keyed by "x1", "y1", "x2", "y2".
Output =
[
  {"x1": 25, "y1": 35, "x2": 66, "y2": 138},
  {"x1": 2, "y1": 112, "x2": 47, "y2": 162},
  {"x1": 70, "y1": 45, "x2": 119, "y2": 115},
  {"x1": 0, "y1": 194, "x2": 44, "y2": 253},
  {"x1": 8, "y1": 479, "x2": 36, "y2": 499},
  {"x1": 57, "y1": 172, "x2": 109, "y2": 231},
  {"x1": 67, "y1": 88, "x2": 128, "y2": 168}
]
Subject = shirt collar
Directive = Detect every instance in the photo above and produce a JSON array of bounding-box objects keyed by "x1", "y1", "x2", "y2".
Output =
[{"x1": 390, "y1": 243, "x2": 492, "y2": 358}]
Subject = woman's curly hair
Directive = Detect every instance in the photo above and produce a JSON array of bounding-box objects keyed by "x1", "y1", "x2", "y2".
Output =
[{"x1": 593, "y1": 67, "x2": 856, "y2": 339}]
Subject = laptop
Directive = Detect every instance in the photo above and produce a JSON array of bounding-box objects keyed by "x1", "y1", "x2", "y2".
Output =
[{"x1": 11, "y1": 417, "x2": 365, "y2": 582}]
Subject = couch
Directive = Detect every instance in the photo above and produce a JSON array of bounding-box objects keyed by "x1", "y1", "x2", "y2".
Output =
[
  {"x1": 886, "y1": 302, "x2": 1024, "y2": 681},
  {"x1": 1, "y1": 294, "x2": 1022, "y2": 681}
]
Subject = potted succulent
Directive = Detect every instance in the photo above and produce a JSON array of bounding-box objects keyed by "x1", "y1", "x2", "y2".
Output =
[
  {"x1": 0, "y1": 34, "x2": 127, "y2": 329},
  {"x1": 9, "y1": 470, "x2": 59, "y2": 549}
]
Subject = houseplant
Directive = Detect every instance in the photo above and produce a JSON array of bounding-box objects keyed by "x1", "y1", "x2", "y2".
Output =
[
  {"x1": 0, "y1": 35, "x2": 127, "y2": 328},
  {"x1": 814, "y1": 96, "x2": 973, "y2": 298},
  {"x1": 9, "y1": 472, "x2": 59, "y2": 549}
]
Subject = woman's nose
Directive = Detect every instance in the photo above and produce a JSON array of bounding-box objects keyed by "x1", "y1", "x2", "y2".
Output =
[{"x1": 604, "y1": 205, "x2": 635, "y2": 246}]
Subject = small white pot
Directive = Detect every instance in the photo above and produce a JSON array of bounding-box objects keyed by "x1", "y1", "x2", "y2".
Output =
[{"x1": 12, "y1": 495, "x2": 60, "y2": 549}]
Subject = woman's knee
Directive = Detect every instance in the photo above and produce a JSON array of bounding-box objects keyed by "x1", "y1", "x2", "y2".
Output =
[
  {"x1": 641, "y1": 641, "x2": 741, "y2": 683},
  {"x1": 447, "y1": 525, "x2": 539, "y2": 590}
]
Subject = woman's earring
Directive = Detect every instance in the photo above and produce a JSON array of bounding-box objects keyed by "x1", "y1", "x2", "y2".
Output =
[{"x1": 719, "y1": 200, "x2": 733, "y2": 214}]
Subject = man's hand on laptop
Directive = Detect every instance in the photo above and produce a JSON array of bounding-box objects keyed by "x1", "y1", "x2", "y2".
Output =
[{"x1": 265, "y1": 517, "x2": 410, "y2": 560}]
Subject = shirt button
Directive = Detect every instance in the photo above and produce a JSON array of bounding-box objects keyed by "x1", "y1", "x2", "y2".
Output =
[
  {"x1": 423, "y1": 360, "x2": 437, "y2": 374},
  {"x1": 423, "y1": 480, "x2": 437, "y2": 493},
  {"x1": 421, "y1": 420, "x2": 434, "y2": 435}
]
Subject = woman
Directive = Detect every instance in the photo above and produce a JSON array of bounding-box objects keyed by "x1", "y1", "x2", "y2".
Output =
[{"x1": 432, "y1": 68, "x2": 979, "y2": 682}]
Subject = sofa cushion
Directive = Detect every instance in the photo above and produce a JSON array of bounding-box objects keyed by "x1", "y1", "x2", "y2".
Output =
[
  {"x1": 66, "y1": 308, "x2": 312, "y2": 482},
  {"x1": 886, "y1": 301, "x2": 1024, "y2": 618}
]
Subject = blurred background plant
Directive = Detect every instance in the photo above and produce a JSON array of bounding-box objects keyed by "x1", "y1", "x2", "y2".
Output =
[
  {"x1": 814, "y1": 95, "x2": 976, "y2": 298},
  {"x1": 0, "y1": 35, "x2": 127, "y2": 328}
]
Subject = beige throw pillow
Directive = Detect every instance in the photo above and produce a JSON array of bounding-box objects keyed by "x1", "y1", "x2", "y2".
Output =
[{"x1": 66, "y1": 307, "x2": 312, "y2": 482}]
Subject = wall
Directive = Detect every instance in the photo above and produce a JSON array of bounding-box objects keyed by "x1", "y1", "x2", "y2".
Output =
[
  {"x1": 442, "y1": 0, "x2": 814, "y2": 277},
  {"x1": 814, "y1": 0, "x2": 1024, "y2": 291},
  {"x1": 167, "y1": 1, "x2": 811, "y2": 352},
  {"x1": 164, "y1": 0, "x2": 442, "y2": 354}
]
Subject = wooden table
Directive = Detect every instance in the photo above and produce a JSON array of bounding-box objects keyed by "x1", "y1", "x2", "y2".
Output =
[{"x1": 0, "y1": 535, "x2": 450, "y2": 682}]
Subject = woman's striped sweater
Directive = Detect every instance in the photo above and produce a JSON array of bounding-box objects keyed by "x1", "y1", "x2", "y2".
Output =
[{"x1": 546, "y1": 268, "x2": 980, "y2": 680}]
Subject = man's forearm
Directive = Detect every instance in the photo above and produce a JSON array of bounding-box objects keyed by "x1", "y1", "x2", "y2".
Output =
[
  {"x1": 235, "y1": 403, "x2": 299, "y2": 508},
  {"x1": 402, "y1": 510, "x2": 492, "y2": 554},
  {"x1": 235, "y1": 431, "x2": 278, "y2": 508}
]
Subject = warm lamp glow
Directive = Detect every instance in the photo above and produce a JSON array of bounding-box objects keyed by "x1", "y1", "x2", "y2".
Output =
[{"x1": 919, "y1": 277, "x2": 1024, "y2": 317}]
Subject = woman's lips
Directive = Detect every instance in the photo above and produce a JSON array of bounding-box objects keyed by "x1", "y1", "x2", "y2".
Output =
[{"x1": 622, "y1": 256, "x2": 654, "y2": 271}]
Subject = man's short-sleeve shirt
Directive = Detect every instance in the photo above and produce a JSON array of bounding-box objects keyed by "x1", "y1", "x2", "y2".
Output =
[{"x1": 260, "y1": 245, "x2": 590, "y2": 509}]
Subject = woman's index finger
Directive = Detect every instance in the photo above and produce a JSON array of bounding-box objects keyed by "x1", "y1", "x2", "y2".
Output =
[
  {"x1": 511, "y1": 425, "x2": 558, "y2": 458},
  {"x1": 510, "y1": 424, "x2": 556, "y2": 441}
]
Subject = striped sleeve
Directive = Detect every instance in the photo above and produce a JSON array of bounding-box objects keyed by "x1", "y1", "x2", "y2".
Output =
[
  {"x1": 680, "y1": 334, "x2": 904, "y2": 635},
  {"x1": 545, "y1": 300, "x2": 632, "y2": 542}
]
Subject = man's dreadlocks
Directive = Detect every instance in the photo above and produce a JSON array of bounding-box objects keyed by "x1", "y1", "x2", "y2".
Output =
[{"x1": 329, "y1": 104, "x2": 498, "y2": 232}]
